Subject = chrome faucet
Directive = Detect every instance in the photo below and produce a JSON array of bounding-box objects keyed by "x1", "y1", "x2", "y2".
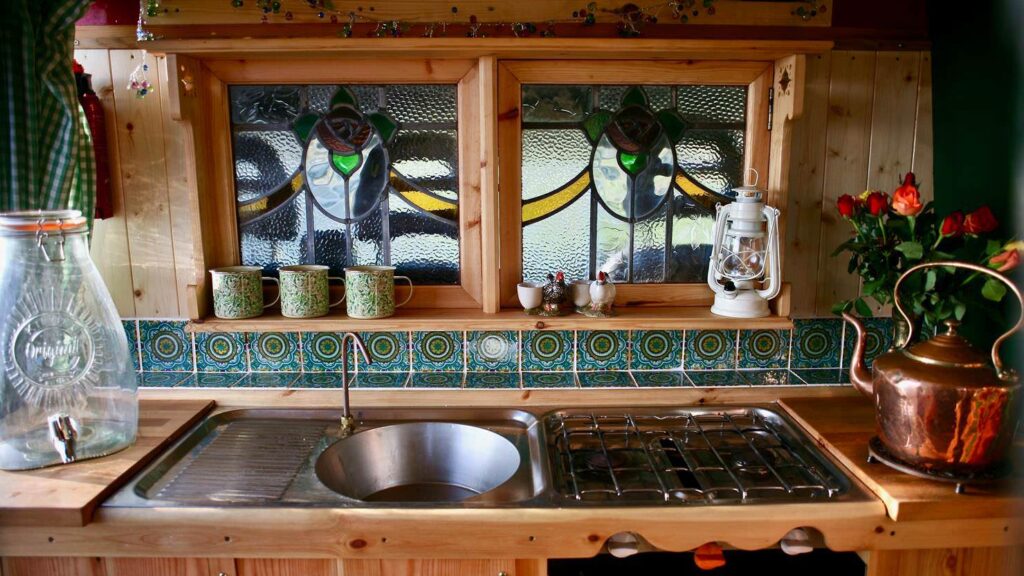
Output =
[{"x1": 339, "y1": 332, "x2": 372, "y2": 436}]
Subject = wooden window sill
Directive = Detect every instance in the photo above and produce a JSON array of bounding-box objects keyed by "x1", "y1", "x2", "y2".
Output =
[{"x1": 186, "y1": 307, "x2": 793, "y2": 333}]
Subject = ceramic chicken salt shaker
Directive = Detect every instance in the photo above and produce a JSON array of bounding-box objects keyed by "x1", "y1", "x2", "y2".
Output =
[
  {"x1": 540, "y1": 271, "x2": 571, "y2": 316},
  {"x1": 585, "y1": 271, "x2": 616, "y2": 317}
]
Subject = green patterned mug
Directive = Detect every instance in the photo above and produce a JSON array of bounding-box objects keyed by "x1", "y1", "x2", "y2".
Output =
[
  {"x1": 344, "y1": 266, "x2": 413, "y2": 319},
  {"x1": 210, "y1": 266, "x2": 279, "y2": 320},
  {"x1": 279, "y1": 265, "x2": 345, "y2": 319}
]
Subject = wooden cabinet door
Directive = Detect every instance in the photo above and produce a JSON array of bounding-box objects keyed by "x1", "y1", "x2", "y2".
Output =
[{"x1": 341, "y1": 559, "x2": 536, "y2": 576}]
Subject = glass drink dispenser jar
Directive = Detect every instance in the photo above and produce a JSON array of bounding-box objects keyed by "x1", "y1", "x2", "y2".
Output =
[{"x1": 0, "y1": 211, "x2": 137, "y2": 470}]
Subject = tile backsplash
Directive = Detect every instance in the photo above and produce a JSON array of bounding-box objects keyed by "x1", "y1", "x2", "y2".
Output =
[{"x1": 123, "y1": 318, "x2": 893, "y2": 389}]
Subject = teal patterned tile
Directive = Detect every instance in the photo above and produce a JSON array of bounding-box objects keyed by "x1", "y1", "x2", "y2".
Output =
[
  {"x1": 140, "y1": 372, "x2": 192, "y2": 387},
  {"x1": 578, "y1": 371, "x2": 635, "y2": 388},
  {"x1": 295, "y1": 373, "x2": 342, "y2": 388},
  {"x1": 249, "y1": 332, "x2": 301, "y2": 371},
  {"x1": 301, "y1": 332, "x2": 353, "y2": 372},
  {"x1": 354, "y1": 372, "x2": 409, "y2": 388},
  {"x1": 632, "y1": 371, "x2": 690, "y2": 387},
  {"x1": 791, "y1": 319, "x2": 843, "y2": 368},
  {"x1": 791, "y1": 368, "x2": 850, "y2": 385},
  {"x1": 843, "y1": 317, "x2": 893, "y2": 369},
  {"x1": 522, "y1": 372, "x2": 578, "y2": 388},
  {"x1": 577, "y1": 330, "x2": 627, "y2": 371},
  {"x1": 359, "y1": 331, "x2": 410, "y2": 372},
  {"x1": 409, "y1": 372, "x2": 463, "y2": 388},
  {"x1": 522, "y1": 331, "x2": 573, "y2": 371},
  {"x1": 467, "y1": 331, "x2": 519, "y2": 372},
  {"x1": 739, "y1": 370, "x2": 796, "y2": 386},
  {"x1": 412, "y1": 331, "x2": 463, "y2": 371},
  {"x1": 465, "y1": 372, "x2": 520, "y2": 388},
  {"x1": 190, "y1": 372, "x2": 246, "y2": 387},
  {"x1": 630, "y1": 330, "x2": 682, "y2": 370},
  {"x1": 195, "y1": 332, "x2": 248, "y2": 372},
  {"x1": 738, "y1": 329, "x2": 790, "y2": 369},
  {"x1": 123, "y1": 320, "x2": 140, "y2": 372},
  {"x1": 238, "y1": 372, "x2": 299, "y2": 387},
  {"x1": 684, "y1": 329, "x2": 736, "y2": 370},
  {"x1": 685, "y1": 370, "x2": 748, "y2": 387},
  {"x1": 139, "y1": 320, "x2": 193, "y2": 372}
]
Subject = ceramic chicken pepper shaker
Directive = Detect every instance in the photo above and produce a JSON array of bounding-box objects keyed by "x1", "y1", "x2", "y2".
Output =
[
  {"x1": 540, "y1": 271, "x2": 571, "y2": 316},
  {"x1": 584, "y1": 271, "x2": 616, "y2": 317}
]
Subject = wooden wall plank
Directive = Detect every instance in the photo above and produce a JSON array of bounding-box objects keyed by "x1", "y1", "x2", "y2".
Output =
[
  {"x1": 866, "y1": 51, "x2": 921, "y2": 192},
  {"x1": 815, "y1": 51, "x2": 877, "y2": 316},
  {"x1": 109, "y1": 50, "x2": 180, "y2": 317},
  {"x1": 2, "y1": 557, "x2": 104, "y2": 576},
  {"x1": 75, "y1": 49, "x2": 137, "y2": 318},
  {"x1": 238, "y1": 558, "x2": 340, "y2": 576},
  {"x1": 104, "y1": 557, "x2": 207, "y2": 576},
  {"x1": 912, "y1": 51, "x2": 934, "y2": 204},
  {"x1": 784, "y1": 52, "x2": 832, "y2": 317}
]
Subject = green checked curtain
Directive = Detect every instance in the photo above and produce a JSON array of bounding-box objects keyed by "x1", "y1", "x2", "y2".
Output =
[{"x1": 1, "y1": 0, "x2": 95, "y2": 219}]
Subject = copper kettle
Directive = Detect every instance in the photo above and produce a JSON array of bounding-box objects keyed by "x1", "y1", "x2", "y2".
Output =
[{"x1": 843, "y1": 261, "x2": 1022, "y2": 475}]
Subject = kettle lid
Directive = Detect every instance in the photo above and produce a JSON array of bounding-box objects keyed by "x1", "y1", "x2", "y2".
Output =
[{"x1": 904, "y1": 320, "x2": 990, "y2": 369}]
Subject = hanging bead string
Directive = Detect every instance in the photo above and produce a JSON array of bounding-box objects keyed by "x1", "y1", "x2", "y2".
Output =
[{"x1": 126, "y1": 51, "x2": 152, "y2": 99}]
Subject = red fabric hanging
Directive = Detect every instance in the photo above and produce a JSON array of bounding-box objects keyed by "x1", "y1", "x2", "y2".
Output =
[{"x1": 74, "y1": 60, "x2": 113, "y2": 220}]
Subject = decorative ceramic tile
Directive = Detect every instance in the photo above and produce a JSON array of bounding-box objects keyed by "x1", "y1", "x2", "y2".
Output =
[
  {"x1": 412, "y1": 331, "x2": 463, "y2": 371},
  {"x1": 123, "y1": 320, "x2": 140, "y2": 372},
  {"x1": 467, "y1": 331, "x2": 519, "y2": 372},
  {"x1": 465, "y1": 371, "x2": 520, "y2": 389},
  {"x1": 295, "y1": 373, "x2": 342, "y2": 388},
  {"x1": 522, "y1": 331, "x2": 574, "y2": 371},
  {"x1": 684, "y1": 329, "x2": 736, "y2": 370},
  {"x1": 195, "y1": 332, "x2": 248, "y2": 372},
  {"x1": 360, "y1": 331, "x2": 410, "y2": 372},
  {"x1": 684, "y1": 370, "x2": 748, "y2": 387},
  {"x1": 843, "y1": 317, "x2": 894, "y2": 368},
  {"x1": 577, "y1": 371, "x2": 635, "y2": 388},
  {"x1": 739, "y1": 369, "x2": 796, "y2": 386},
  {"x1": 630, "y1": 330, "x2": 682, "y2": 370},
  {"x1": 791, "y1": 368, "x2": 850, "y2": 385},
  {"x1": 301, "y1": 332, "x2": 353, "y2": 372},
  {"x1": 139, "y1": 320, "x2": 193, "y2": 372},
  {"x1": 139, "y1": 372, "x2": 192, "y2": 387},
  {"x1": 409, "y1": 372, "x2": 464, "y2": 388},
  {"x1": 738, "y1": 329, "x2": 790, "y2": 369},
  {"x1": 354, "y1": 372, "x2": 410, "y2": 388},
  {"x1": 577, "y1": 330, "x2": 628, "y2": 371},
  {"x1": 238, "y1": 372, "x2": 299, "y2": 387},
  {"x1": 522, "y1": 372, "x2": 578, "y2": 388},
  {"x1": 191, "y1": 373, "x2": 246, "y2": 387},
  {"x1": 632, "y1": 371, "x2": 690, "y2": 387},
  {"x1": 249, "y1": 332, "x2": 301, "y2": 371},
  {"x1": 791, "y1": 319, "x2": 843, "y2": 368}
]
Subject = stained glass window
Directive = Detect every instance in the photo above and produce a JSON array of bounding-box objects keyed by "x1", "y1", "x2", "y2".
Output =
[
  {"x1": 230, "y1": 84, "x2": 460, "y2": 285},
  {"x1": 521, "y1": 84, "x2": 746, "y2": 284}
]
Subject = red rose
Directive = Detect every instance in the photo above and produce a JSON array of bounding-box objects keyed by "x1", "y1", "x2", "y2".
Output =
[
  {"x1": 940, "y1": 211, "x2": 965, "y2": 237},
  {"x1": 865, "y1": 191, "x2": 888, "y2": 217},
  {"x1": 891, "y1": 173, "x2": 923, "y2": 216},
  {"x1": 837, "y1": 194, "x2": 857, "y2": 218},
  {"x1": 964, "y1": 206, "x2": 998, "y2": 235}
]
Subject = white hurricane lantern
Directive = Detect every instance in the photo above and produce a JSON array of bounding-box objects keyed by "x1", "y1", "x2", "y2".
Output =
[{"x1": 706, "y1": 177, "x2": 781, "y2": 318}]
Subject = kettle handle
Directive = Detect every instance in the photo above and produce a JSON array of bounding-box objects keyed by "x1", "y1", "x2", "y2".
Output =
[{"x1": 893, "y1": 260, "x2": 1023, "y2": 378}]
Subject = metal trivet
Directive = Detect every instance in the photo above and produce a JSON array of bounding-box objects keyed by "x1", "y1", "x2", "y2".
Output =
[
  {"x1": 545, "y1": 408, "x2": 847, "y2": 504},
  {"x1": 867, "y1": 436, "x2": 1012, "y2": 495}
]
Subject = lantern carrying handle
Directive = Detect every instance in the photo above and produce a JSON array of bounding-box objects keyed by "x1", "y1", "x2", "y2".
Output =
[{"x1": 746, "y1": 168, "x2": 760, "y2": 188}]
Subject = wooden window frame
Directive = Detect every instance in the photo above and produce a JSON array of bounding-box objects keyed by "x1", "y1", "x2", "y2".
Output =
[{"x1": 496, "y1": 60, "x2": 773, "y2": 309}]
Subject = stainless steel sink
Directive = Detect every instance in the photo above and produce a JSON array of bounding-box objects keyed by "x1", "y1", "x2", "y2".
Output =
[{"x1": 316, "y1": 422, "x2": 521, "y2": 503}]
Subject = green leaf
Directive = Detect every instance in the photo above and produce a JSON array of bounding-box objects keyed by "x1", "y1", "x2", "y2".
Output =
[
  {"x1": 831, "y1": 300, "x2": 852, "y2": 315},
  {"x1": 331, "y1": 152, "x2": 361, "y2": 176},
  {"x1": 656, "y1": 109, "x2": 687, "y2": 143},
  {"x1": 847, "y1": 256, "x2": 858, "y2": 274},
  {"x1": 293, "y1": 113, "x2": 319, "y2": 142},
  {"x1": 954, "y1": 301, "x2": 967, "y2": 320},
  {"x1": 981, "y1": 278, "x2": 1007, "y2": 302},
  {"x1": 985, "y1": 239, "x2": 1002, "y2": 256},
  {"x1": 924, "y1": 270, "x2": 936, "y2": 291},
  {"x1": 329, "y1": 87, "x2": 357, "y2": 109},
  {"x1": 367, "y1": 111, "x2": 399, "y2": 144},
  {"x1": 619, "y1": 152, "x2": 648, "y2": 175},
  {"x1": 621, "y1": 86, "x2": 649, "y2": 107},
  {"x1": 894, "y1": 241, "x2": 924, "y2": 260},
  {"x1": 582, "y1": 110, "x2": 612, "y2": 143},
  {"x1": 854, "y1": 298, "x2": 873, "y2": 317}
]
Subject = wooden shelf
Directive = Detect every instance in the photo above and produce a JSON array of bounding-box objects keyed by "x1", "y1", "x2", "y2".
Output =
[{"x1": 186, "y1": 307, "x2": 793, "y2": 333}]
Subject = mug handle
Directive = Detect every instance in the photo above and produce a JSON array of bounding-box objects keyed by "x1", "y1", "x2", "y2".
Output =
[
  {"x1": 328, "y1": 276, "x2": 346, "y2": 308},
  {"x1": 395, "y1": 276, "x2": 414, "y2": 308},
  {"x1": 262, "y1": 277, "x2": 280, "y2": 308}
]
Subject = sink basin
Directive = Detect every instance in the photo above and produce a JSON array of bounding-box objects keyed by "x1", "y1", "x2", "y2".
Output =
[{"x1": 316, "y1": 422, "x2": 520, "y2": 503}]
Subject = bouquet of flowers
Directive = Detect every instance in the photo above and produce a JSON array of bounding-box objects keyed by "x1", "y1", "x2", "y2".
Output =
[{"x1": 832, "y1": 172, "x2": 1020, "y2": 339}]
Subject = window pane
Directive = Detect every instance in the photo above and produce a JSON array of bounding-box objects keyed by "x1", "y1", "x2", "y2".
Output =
[
  {"x1": 521, "y1": 84, "x2": 744, "y2": 284},
  {"x1": 230, "y1": 85, "x2": 460, "y2": 284}
]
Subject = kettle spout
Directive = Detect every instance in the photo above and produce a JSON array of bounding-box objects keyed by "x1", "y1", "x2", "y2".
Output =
[{"x1": 841, "y1": 312, "x2": 873, "y2": 397}]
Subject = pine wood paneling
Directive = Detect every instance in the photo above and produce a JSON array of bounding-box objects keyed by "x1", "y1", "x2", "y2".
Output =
[
  {"x1": 342, "y1": 559, "x2": 516, "y2": 576},
  {"x1": 237, "y1": 558, "x2": 340, "y2": 576},
  {"x1": 913, "y1": 52, "x2": 934, "y2": 204},
  {"x1": 104, "y1": 557, "x2": 208, "y2": 576},
  {"x1": 866, "y1": 52, "x2": 921, "y2": 192},
  {"x1": 866, "y1": 546, "x2": 1024, "y2": 576},
  {"x1": 1, "y1": 557, "x2": 104, "y2": 576}
]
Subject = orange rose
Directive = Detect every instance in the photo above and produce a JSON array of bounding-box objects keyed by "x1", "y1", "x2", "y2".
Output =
[
  {"x1": 892, "y1": 173, "x2": 923, "y2": 217},
  {"x1": 990, "y1": 241, "x2": 1023, "y2": 272}
]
